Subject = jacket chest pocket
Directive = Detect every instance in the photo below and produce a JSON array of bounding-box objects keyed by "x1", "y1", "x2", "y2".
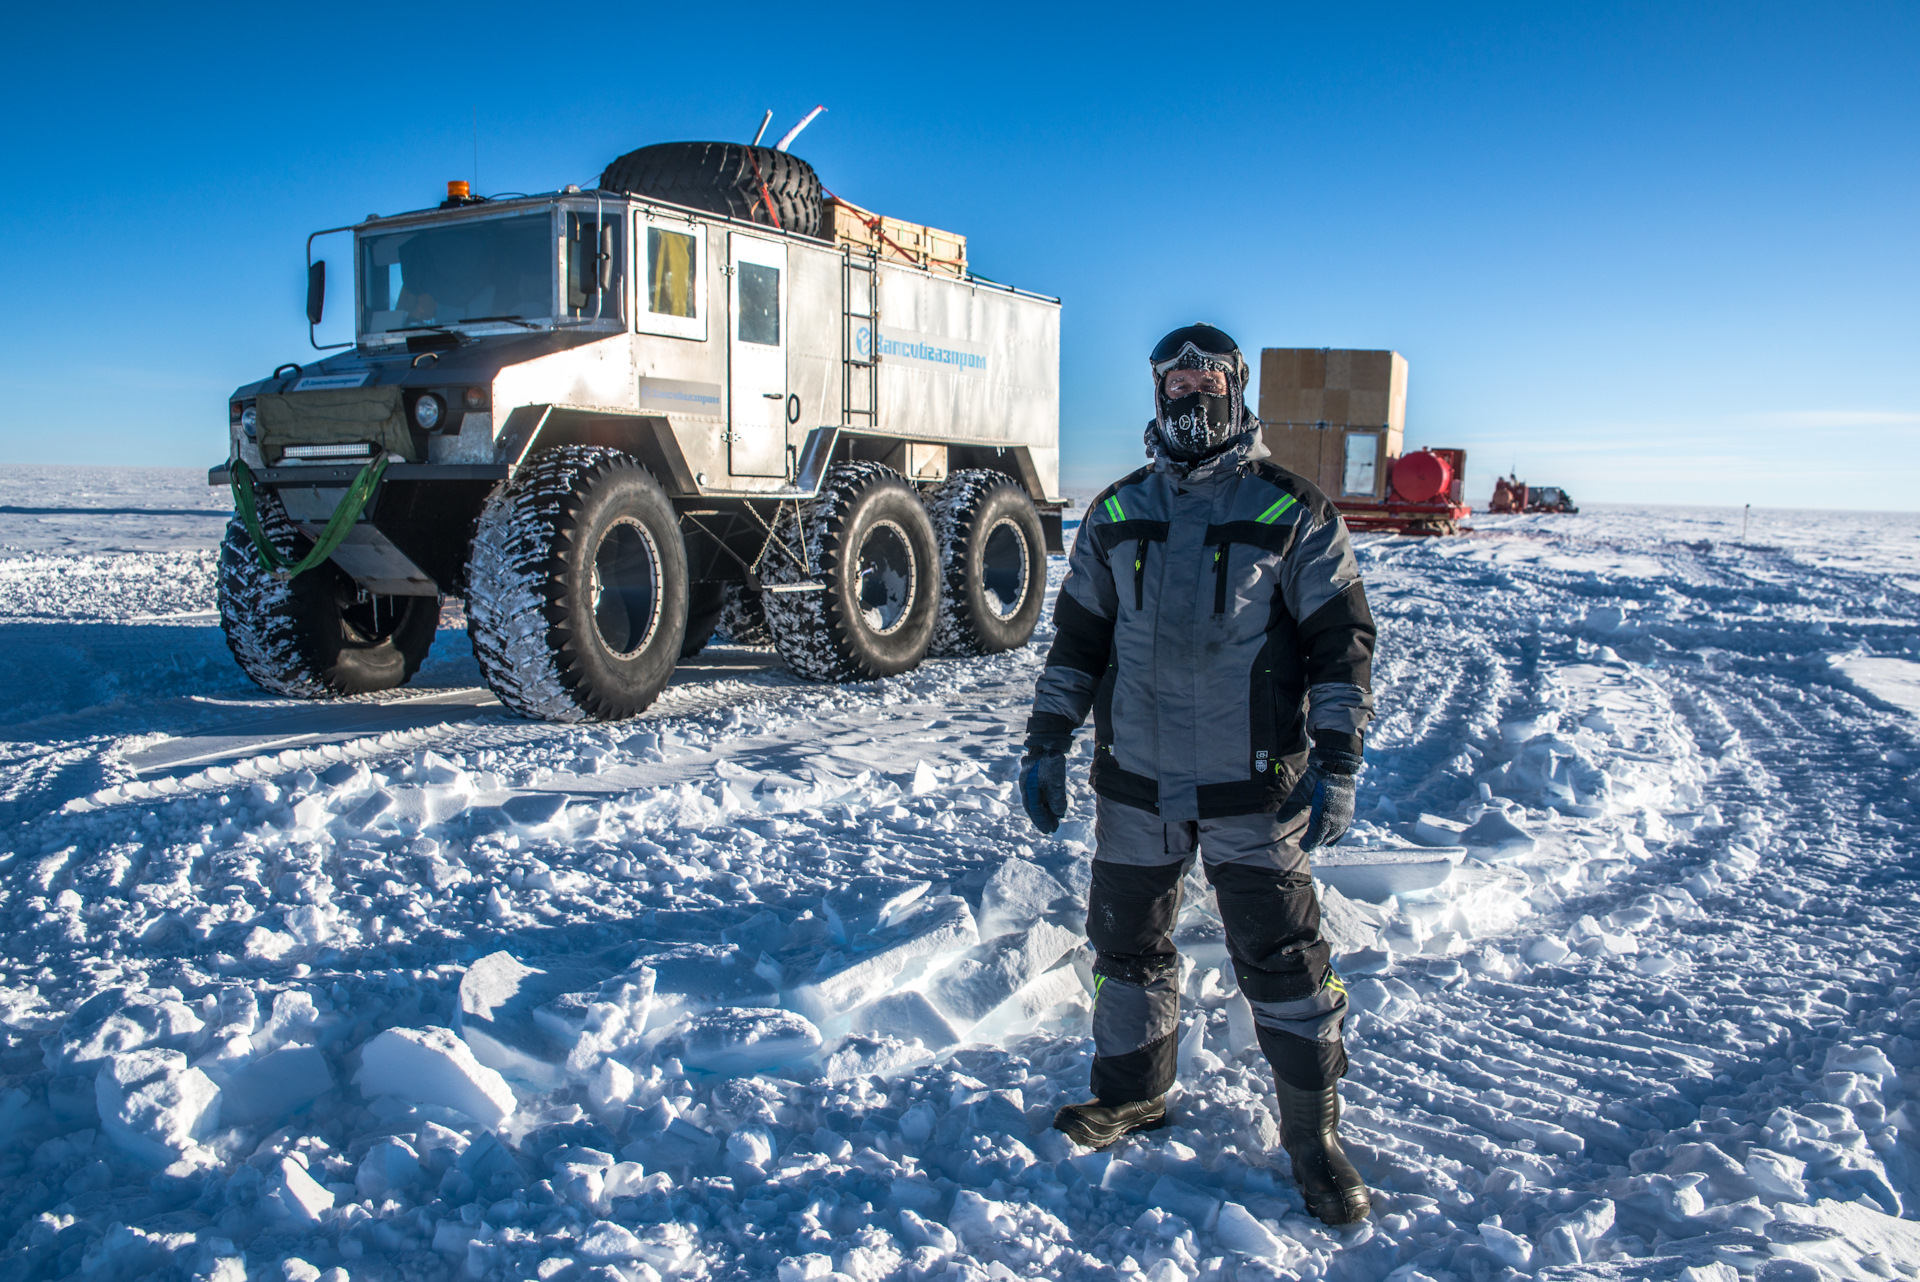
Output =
[
  {"x1": 1204, "y1": 520, "x2": 1299, "y2": 616},
  {"x1": 1095, "y1": 520, "x2": 1171, "y2": 613}
]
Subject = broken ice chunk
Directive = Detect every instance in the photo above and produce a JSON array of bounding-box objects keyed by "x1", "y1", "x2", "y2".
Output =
[
  {"x1": 1313, "y1": 882, "x2": 1385, "y2": 954},
  {"x1": 1413, "y1": 813, "x2": 1467, "y2": 847},
  {"x1": 822, "y1": 877, "x2": 932, "y2": 945},
  {"x1": 624, "y1": 1115, "x2": 721, "y2": 1169},
  {"x1": 925, "y1": 922, "x2": 1081, "y2": 1027},
  {"x1": 1824, "y1": 1044, "x2": 1897, "y2": 1080},
  {"x1": 1215, "y1": 1201, "x2": 1286, "y2": 1257},
  {"x1": 1461, "y1": 810, "x2": 1537, "y2": 853},
  {"x1": 455, "y1": 951, "x2": 605, "y2": 1089},
  {"x1": 95, "y1": 1048, "x2": 221, "y2": 1168},
  {"x1": 261, "y1": 1154, "x2": 334, "y2": 1225},
  {"x1": 1312, "y1": 850, "x2": 1460, "y2": 904},
  {"x1": 353, "y1": 1027, "x2": 516, "y2": 1129},
  {"x1": 1743, "y1": 1148, "x2": 1808, "y2": 1200},
  {"x1": 629, "y1": 942, "x2": 780, "y2": 1009},
  {"x1": 1346, "y1": 977, "x2": 1419, "y2": 1023},
  {"x1": 501, "y1": 793, "x2": 569, "y2": 829},
  {"x1": 656, "y1": 1007, "x2": 822, "y2": 1076},
  {"x1": 48, "y1": 988, "x2": 205, "y2": 1074},
  {"x1": 971, "y1": 963, "x2": 1088, "y2": 1037},
  {"x1": 849, "y1": 992, "x2": 963, "y2": 1052},
  {"x1": 536, "y1": 963, "x2": 657, "y2": 1079},
  {"x1": 1526, "y1": 935, "x2": 1572, "y2": 965},
  {"x1": 219, "y1": 1044, "x2": 333, "y2": 1126},
  {"x1": 788, "y1": 895, "x2": 979, "y2": 1022},
  {"x1": 822, "y1": 1034, "x2": 930, "y2": 1083},
  {"x1": 976, "y1": 859, "x2": 1071, "y2": 937},
  {"x1": 1149, "y1": 1174, "x2": 1221, "y2": 1230},
  {"x1": 340, "y1": 789, "x2": 397, "y2": 832},
  {"x1": 356, "y1": 1137, "x2": 424, "y2": 1199}
]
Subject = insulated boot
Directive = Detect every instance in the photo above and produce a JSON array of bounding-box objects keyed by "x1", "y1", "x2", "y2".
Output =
[
  {"x1": 1276, "y1": 1081, "x2": 1371, "y2": 1225},
  {"x1": 1053, "y1": 1096, "x2": 1169, "y2": 1149}
]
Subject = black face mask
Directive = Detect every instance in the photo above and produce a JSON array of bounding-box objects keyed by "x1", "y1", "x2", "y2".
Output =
[{"x1": 1156, "y1": 389, "x2": 1237, "y2": 461}]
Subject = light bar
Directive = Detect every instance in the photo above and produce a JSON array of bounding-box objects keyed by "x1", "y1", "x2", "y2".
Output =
[{"x1": 283, "y1": 443, "x2": 374, "y2": 460}]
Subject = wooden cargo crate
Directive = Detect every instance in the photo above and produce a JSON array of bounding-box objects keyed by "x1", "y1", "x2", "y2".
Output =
[
  {"x1": 823, "y1": 198, "x2": 967, "y2": 278},
  {"x1": 1258, "y1": 347, "x2": 1408, "y2": 500}
]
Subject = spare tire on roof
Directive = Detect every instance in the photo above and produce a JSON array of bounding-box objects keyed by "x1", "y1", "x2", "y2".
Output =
[{"x1": 599, "y1": 142, "x2": 823, "y2": 238}]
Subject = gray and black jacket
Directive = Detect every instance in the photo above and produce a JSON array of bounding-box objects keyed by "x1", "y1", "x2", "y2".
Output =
[{"x1": 1029, "y1": 430, "x2": 1376, "y2": 822}]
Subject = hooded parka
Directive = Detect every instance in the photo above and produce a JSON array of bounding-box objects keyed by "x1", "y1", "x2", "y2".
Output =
[
  {"x1": 1029, "y1": 423, "x2": 1378, "y2": 1101},
  {"x1": 1030, "y1": 430, "x2": 1376, "y2": 820}
]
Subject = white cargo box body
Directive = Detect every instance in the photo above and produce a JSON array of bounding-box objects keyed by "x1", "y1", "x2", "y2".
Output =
[
  {"x1": 429, "y1": 196, "x2": 1064, "y2": 502},
  {"x1": 871, "y1": 268, "x2": 1061, "y2": 494}
]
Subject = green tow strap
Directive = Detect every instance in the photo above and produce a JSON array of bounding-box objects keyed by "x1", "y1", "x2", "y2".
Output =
[{"x1": 230, "y1": 455, "x2": 389, "y2": 580}]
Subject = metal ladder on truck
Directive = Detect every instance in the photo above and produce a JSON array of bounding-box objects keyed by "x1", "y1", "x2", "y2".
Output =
[{"x1": 841, "y1": 249, "x2": 878, "y2": 430}]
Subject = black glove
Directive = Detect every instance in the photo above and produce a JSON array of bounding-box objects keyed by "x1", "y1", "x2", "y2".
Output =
[
  {"x1": 1278, "y1": 735, "x2": 1364, "y2": 851},
  {"x1": 1020, "y1": 722, "x2": 1073, "y2": 835}
]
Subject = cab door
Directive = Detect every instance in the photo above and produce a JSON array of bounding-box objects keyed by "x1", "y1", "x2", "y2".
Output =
[{"x1": 727, "y1": 234, "x2": 789, "y2": 478}]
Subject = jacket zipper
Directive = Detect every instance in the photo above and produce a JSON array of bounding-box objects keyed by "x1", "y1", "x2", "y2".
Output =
[
  {"x1": 1134, "y1": 538, "x2": 1148, "y2": 610},
  {"x1": 1213, "y1": 543, "x2": 1230, "y2": 614}
]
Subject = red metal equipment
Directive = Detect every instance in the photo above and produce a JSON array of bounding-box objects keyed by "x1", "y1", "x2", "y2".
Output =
[
  {"x1": 1487, "y1": 474, "x2": 1578, "y2": 514},
  {"x1": 1488, "y1": 474, "x2": 1527, "y2": 514},
  {"x1": 1337, "y1": 447, "x2": 1472, "y2": 536}
]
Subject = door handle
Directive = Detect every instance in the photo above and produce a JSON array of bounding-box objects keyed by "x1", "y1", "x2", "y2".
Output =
[{"x1": 762, "y1": 392, "x2": 785, "y2": 399}]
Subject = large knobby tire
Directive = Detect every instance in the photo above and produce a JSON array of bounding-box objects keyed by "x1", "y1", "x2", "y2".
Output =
[
  {"x1": 599, "y1": 142, "x2": 823, "y2": 239},
  {"x1": 680, "y1": 582, "x2": 727, "y2": 659},
  {"x1": 928, "y1": 470, "x2": 1048, "y2": 657},
  {"x1": 716, "y1": 583, "x2": 773, "y2": 647},
  {"x1": 218, "y1": 497, "x2": 437, "y2": 698},
  {"x1": 762, "y1": 463, "x2": 939, "y2": 681},
  {"x1": 468, "y1": 447, "x2": 689, "y2": 722}
]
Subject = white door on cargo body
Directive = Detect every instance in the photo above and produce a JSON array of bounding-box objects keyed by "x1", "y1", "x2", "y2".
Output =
[
  {"x1": 728, "y1": 235, "x2": 789, "y2": 478},
  {"x1": 1342, "y1": 430, "x2": 1381, "y2": 499}
]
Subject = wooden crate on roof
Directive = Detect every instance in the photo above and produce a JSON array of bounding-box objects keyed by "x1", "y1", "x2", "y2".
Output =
[{"x1": 823, "y1": 198, "x2": 967, "y2": 278}]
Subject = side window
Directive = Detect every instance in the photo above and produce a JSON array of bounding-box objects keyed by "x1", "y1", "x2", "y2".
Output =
[
  {"x1": 636, "y1": 215, "x2": 708, "y2": 340},
  {"x1": 566, "y1": 212, "x2": 624, "y2": 317},
  {"x1": 648, "y1": 228, "x2": 697, "y2": 318},
  {"x1": 737, "y1": 262, "x2": 780, "y2": 345}
]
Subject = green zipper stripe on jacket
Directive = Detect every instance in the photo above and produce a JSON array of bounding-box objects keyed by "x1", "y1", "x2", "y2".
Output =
[
  {"x1": 1256, "y1": 493, "x2": 1299, "y2": 524},
  {"x1": 1104, "y1": 494, "x2": 1125, "y2": 523}
]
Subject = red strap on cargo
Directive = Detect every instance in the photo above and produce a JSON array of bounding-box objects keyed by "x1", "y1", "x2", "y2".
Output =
[
  {"x1": 746, "y1": 149, "x2": 782, "y2": 231},
  {"x1": 822, "y1": 186, "x2": 932, "y2": 269}
]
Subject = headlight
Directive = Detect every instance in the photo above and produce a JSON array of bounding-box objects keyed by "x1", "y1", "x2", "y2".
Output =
[
  {"x1": 239, "y1": 406, "x2": 257, "y2": 440},
  {"x1": 413, "y1": 394, "x2": 444, "y2": 431},
  {"x1": 463, "y1": 386, "x2": 489, "y2": 411}
]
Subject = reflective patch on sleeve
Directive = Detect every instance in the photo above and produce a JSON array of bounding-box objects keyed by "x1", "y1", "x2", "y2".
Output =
[
  {"x1": 1104, "y1": 494, "x2": 1126, "y2": 523},
  {"x1": 1256, "y1": 493, "x2": 1299, "y2": 524}
]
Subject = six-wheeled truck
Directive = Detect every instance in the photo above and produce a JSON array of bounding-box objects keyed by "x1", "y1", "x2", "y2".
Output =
[{"x1": 212, "y1": 142, "x2": 1064, "y2": 722}]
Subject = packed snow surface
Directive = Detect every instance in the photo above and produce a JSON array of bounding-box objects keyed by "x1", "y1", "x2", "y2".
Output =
[{"x1": 1, "y1": 468, "x2": 1918, "y2": 1281}]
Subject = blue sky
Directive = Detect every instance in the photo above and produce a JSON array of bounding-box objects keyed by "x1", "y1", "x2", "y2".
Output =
[{"x1": 1, "y1": 2, "x2": 1914, "y2": 507}]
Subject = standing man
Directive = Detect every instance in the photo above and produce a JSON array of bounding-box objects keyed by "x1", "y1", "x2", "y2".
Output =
[{"x1": 1021, "y1": 324, "x2": 1376, "y2": 1226}]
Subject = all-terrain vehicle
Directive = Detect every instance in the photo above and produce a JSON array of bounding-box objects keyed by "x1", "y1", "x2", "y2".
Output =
[{"x1": 212, "y1": 142, "x2": 1064, "y2": 722}]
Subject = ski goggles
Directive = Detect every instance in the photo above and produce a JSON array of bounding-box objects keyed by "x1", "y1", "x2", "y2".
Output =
[{"x1": 1162, "y1": 368, "x2": 1231, "y2": 398}]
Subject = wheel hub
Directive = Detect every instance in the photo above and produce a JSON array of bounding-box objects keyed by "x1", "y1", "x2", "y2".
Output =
[
  {"x1": 856, "y1": 519, "x2": 916, "y2": 635},
  {"x1": 591, "y1": 516, "x2": 663, "y2": 658},
  {"x1": 980, "y1": 517, "x2": 1030, "y2": 621}
]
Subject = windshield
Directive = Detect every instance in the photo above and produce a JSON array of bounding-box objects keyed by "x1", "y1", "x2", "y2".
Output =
[{"x1": 358, "y1": 213, "x2": 554, "y2": 335}]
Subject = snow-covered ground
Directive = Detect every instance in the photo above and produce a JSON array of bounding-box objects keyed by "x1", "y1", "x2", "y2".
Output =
[{"x1": 1, "y1": 466, "x2": 1918, "y2": 1281}]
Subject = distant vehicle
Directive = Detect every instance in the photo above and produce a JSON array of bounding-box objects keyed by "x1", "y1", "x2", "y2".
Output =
[
  {"x1": 1489, "y1": 475, "x2": 1578, "y2": 514},
  {"x1": 213, "y1": 140, "x2": 1064, "y2": 723}
]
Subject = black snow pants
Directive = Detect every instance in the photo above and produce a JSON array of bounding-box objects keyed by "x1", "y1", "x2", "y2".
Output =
[{"x1": 1087, "y1": 796, "x2": 1349, "y2": 1103}]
